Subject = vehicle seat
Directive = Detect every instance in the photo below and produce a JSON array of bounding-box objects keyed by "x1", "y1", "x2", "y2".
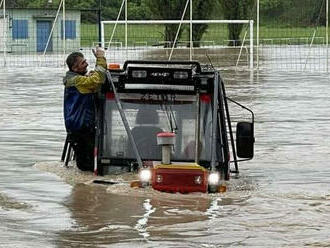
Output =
[
  {"x1": 128, "y1": 108, "x2": 163, "y2": 160},
  {"x1": 130, "y1": 126, "x2": 163, "y2": 159}
]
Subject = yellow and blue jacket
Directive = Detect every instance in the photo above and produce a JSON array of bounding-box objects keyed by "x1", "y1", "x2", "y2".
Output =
[{"x1": 63, "y1": 57, "x2": 107, "y2": 132}]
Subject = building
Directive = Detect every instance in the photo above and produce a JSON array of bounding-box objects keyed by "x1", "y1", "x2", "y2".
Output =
[{"x1": 0, "y1": 8, "x2": 81, "y2": 53}]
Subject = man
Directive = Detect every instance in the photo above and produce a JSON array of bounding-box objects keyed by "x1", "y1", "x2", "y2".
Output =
[{"x1": 63, "y1": 47, "x2": 107, "y2": 171}]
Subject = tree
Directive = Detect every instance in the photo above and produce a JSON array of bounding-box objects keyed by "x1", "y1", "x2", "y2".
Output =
[
  {"x1": 259, "y1": 0, "x2": 287, "y2": 17},
  {"x1": 127, "y1": 0, "x2": 151, "y2": 19},
  {"x1": 308, "y1": 0, "x2": 325, "y2": 26},
  {"x1": 146, "y1": 0, "x2": 216, "y2": 48},
  {"x1": 7, "y1": 0, "x2": 94, "y2": 9},
  {"x1": 146, "y1": 0, "x2": 187, "y2": 47},
  {"x1": 191, "y1": 0, "x2": 216, "y2": 47},
  {"x1": 219, "y1": 0, "x2": 255, "y2": 46}
]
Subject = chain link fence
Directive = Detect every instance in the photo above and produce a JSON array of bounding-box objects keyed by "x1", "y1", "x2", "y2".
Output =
[
  {"x1": 0, "y1": 0, "x2": 329, "y2": 71},
  {"x1": 0, "y1": 7, "x2": 99, "y2": 67},
  {"x1": 258, "y1": 0, "x2": 328, "y2": 71}
]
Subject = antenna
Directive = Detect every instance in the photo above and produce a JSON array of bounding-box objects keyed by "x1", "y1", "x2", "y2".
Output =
[{"x1": 206, "y1": 52, "x2": 215, "y2": 71}]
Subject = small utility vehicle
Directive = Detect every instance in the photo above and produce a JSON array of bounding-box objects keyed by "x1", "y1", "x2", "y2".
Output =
[{"x1": 62, "y1": 60, "x2": 255, "y2": 193}]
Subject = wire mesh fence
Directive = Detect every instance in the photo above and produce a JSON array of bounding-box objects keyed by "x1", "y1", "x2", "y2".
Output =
[
  {"x1": 0, "y1": 7, "x2": 99, "y2": 67},
  {"x1": 258, "y1": 0, "x2": 328, "y2": 71},
  {"x1": 0, "y1": 0, "x2": 329, "y2": 72},
  {"x1": 101, "y1": 21, "x2": 253, "y2": 70}
]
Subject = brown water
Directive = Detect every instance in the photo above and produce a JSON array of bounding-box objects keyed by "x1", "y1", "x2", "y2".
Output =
[{"x1": 1, "y1": 63, "x2": 330, "y2": 247}]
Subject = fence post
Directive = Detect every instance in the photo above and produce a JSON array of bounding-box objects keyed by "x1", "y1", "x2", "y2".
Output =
[
  {"x1": 98, "y1": 0, "x2": 102, "y2": 47},
  {"x1": 63, "y1": 0, "x2": 66, "y2": 62},
  {"x1": 326, "y1": 0, "x2": 328, "y2": 72},
  {"x1": 257, "y1": 0, "x2": 259, "y2": 70},
  {"x1": 190, "y1": 0, "x2": 192, "y2": 61},
  {"x1": 2, "y1": 0, "x2": 6, "y2": 67},
  {"x1": 250, "y1": 20, "x2": 254, "y2": 70},
  {"x1": 125, "y1": 0, "x2": 127, "y2": 48},
  {"x1": 43, "y1": 0, "x2": 63, "y2": 56},
  {"x1": 101, "y1": 21, "x2": 105, "y2": 48}
]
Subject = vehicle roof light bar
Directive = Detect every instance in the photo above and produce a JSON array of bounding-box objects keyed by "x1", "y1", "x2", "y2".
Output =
[
  {"x1": 124, "y1": 84, "x2": 194, "y2": 91},
  {"x1": 123, "y1": 60, "x2": 202, "y2": 72}
]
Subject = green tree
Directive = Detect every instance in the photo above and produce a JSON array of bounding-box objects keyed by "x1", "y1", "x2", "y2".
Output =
[
  {"x1": 259, "y1": 0, "x2": 325, "y2": 27},
  {"x1": 220, "y1": 0, "x2": 255, "y2": 46},
  {"x1": 306, "y1": 0, "x2": 325, "y2": 26},
  {"x1": 146, "y1": 0, "x2": 187, "y2": 47},
  {"x1": 7, "y1": 0, "x2": 94, "y2": 9},
  {"x1": 127, "y1": 0, "x2": 151, "y2": 19},
  {"x1": 7, "y1": 0, "x2": 27, "y2": 7},
  {"x1": 191, "y1": 0, "x2": 216, "y2": 47},
  {"x1": 259, "y1": 0, "x2": 287, "y2": 17},
  {"x1": 146, "y1": 0, "x2": 216, "y2": 47}
]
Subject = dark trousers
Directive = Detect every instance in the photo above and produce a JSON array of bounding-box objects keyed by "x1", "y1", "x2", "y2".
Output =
[{"x1": 70, "y1": 128, "x2": 95, "y2": 172}]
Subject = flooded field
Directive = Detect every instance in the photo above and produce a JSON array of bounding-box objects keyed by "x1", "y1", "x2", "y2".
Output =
[{"x1": 1, "y1": 54, "x2": 330, "y2": 247}]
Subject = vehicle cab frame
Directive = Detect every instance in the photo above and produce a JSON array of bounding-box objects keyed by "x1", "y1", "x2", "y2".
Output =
[{"x1": 96, "y1": 60, "x2": 254, "y2": 192}]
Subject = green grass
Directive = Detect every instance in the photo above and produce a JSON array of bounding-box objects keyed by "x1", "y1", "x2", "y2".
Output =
[
  {"x1": 81, "y1": 24, "x2": 167, "y2": 47},
  {"x1": 258, "y1": 26, "x2": 327, "y2": 44},
  {"x1": 80, "y1": 23, "x2": 328, "y2": 47}
]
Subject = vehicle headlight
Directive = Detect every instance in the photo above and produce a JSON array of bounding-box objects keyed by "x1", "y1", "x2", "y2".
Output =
[
  {"x1": 208, "y1": 172, "x2": 220, "y2": 185},
  {"x1": 139, "y1": 169, "x2": 151, "y2": 183}
]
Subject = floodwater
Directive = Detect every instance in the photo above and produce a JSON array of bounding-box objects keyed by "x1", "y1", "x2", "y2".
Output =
[{"x1": 1, "y1": 61, "x2": 330, "y2": 247}]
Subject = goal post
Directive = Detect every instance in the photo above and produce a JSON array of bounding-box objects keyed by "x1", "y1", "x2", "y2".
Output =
[{"x1": 101, "y1": 19, "x2": 254, "y2": 70}]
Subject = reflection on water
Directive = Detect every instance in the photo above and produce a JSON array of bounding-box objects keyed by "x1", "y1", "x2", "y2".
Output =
[
  {"x1": 1, "y1": 58, "x2": 330, "y2": 247},
  {"x1": 134, "y1": 199, "x2": 155, "y2": 239}
]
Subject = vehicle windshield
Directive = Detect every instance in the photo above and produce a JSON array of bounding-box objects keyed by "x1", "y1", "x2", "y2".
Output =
[{"x1": 102, "y1": 93, "x2": 213, "y2": 162}]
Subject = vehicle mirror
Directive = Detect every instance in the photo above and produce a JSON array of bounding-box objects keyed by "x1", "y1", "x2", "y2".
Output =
[{"x1": 236, "y1": 122, "x2": 254, "y2": 158}]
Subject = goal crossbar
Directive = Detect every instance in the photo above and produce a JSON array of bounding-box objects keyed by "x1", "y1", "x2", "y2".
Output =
[{"x1": 102, "y1": 20, "x2": 251, "y2": 24}]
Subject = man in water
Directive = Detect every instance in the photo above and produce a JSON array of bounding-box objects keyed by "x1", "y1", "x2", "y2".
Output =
[{"x1": 63, "y1": 47, "x2": 107, "y2": 171}]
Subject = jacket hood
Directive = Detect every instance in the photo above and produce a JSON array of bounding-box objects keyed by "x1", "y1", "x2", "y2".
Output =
[{"x1": 63, "y1": 71, "x2": 79, "y2": 85}]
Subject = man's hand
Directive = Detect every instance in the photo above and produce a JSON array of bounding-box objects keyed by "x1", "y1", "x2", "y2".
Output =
[{"x1": 92, "y1": 47, "x2": 105, "y2": 58}]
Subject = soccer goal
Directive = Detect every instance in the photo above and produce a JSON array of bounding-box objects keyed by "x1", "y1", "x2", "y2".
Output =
[{"x1": 101, "y1": 19, "x2": 254, "y2": 70}]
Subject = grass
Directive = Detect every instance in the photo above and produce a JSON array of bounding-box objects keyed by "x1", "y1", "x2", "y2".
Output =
[{"x1": 80, "y1": 23, "x2": 328, "y2": 47}]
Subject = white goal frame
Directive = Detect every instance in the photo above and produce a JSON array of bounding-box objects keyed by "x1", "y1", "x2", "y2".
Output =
[{"x1": 101, "y1": 19, "x2": 254, "y2": 70}]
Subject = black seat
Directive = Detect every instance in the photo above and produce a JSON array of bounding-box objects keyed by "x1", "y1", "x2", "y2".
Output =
[
  {"x1": 129, "y1": 126, "x2": 163, "y2": 159},
  {"x1": 128, "y1": 107, "x2": 163, "y2": 160}
]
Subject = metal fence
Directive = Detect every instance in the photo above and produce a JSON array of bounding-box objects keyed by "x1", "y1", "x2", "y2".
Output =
[
  {"x1": 0, "y1": 0, "x2": 329, "y2": 72},
  {"x1": 257, "y1": 0, "x2": 329, "y2": 71},
  {"x1": 101, "y1": 20, "x2": 254, "y2": 70},
  {"x1": 0, "y1": 5, "x2": 99, "y2": 67}
]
